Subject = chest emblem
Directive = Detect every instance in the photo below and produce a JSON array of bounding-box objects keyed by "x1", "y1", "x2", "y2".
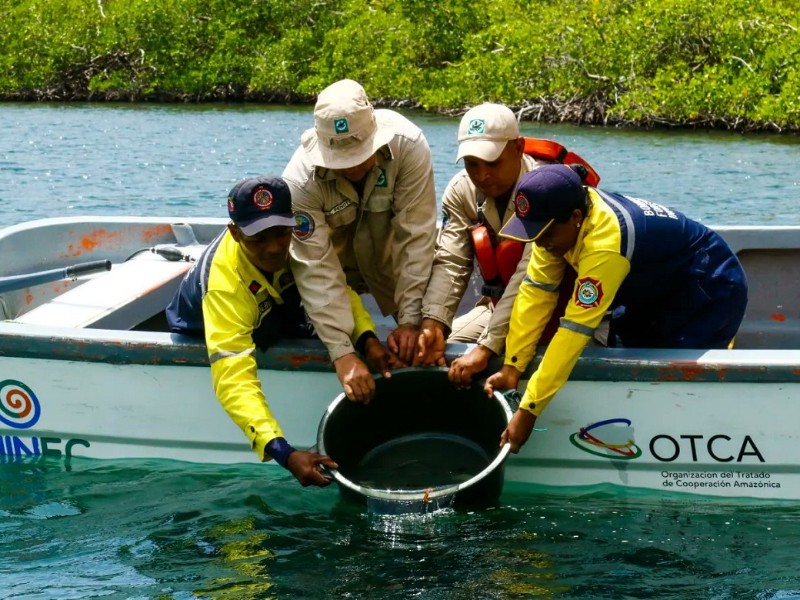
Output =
[{"x1": 376, "y1": 168, "x2": 387, "y2": 187}]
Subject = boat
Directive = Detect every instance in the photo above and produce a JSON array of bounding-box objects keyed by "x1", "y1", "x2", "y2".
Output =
[{"x1": 1, "y1": 216, "x2": 799, "y2": 501}]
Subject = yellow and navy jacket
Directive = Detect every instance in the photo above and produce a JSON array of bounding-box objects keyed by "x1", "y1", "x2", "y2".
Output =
[
  {"x1": 165, "y1": 230, "x2": 376, "y2": 460},
  {"x1": 505, "y1": 188, "x2": 747, "y2": 417}
]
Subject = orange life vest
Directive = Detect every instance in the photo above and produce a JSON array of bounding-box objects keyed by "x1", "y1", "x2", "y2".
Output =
[
  {"x1": 470, "y1": 137, "x2": 600, "y2": 303},
  {"x1": 522, "y1": 138, "x2": 601, "y2": 187}
]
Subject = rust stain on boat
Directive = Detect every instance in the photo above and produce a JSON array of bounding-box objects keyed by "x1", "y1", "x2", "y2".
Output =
[
  {"x1": 63, "y1": 228, "x2": 124, "y2": 258},
  {"x1": 286, "y1": 354, "x2": 329, "y2": 368},
  {"x1": 654, "y1": 364, "x2": 730, "y2": 382},
  {"x1": 141, "y1": 224, "x2": 174, "y2": 244}
]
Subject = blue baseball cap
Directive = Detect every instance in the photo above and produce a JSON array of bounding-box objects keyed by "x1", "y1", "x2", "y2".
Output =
[
  {"x1": 227, "y1": 177, "x2": 295, "y2": 236},
  {"x1": 499, "y1": 165, "x2": 586, "y2": 242}
]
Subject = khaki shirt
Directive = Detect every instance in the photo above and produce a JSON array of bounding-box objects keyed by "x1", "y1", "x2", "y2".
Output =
[
  {"x1": 422, "y1": 154, "x2": 545, "y2": 355},
  {"x1": 283, "y1": 109, "x2": 437, "y2": 361}
]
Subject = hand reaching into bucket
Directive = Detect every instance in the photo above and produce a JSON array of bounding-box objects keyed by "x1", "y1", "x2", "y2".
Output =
[
  {"x1": 388, "y1": 323, "x2": 420, "y2": 365},
  {"x1": 483, "y1": 364, "x2": 522, "y2": 399},
  {"x1": 448, "y1": 344, "x2": 494, "y2": 389},
  {"x1": 334, "y1": 352, "x2": 377, "y2": 404},
  {"x1": 415, "y1": 318, "x2": 447, "y2": 366},
  {"x1": 286, "y1": 451, "x2": 338, "y2": 487},
  {"x1": 364, "y1": 337, "x2": 403, "y2": 379}
]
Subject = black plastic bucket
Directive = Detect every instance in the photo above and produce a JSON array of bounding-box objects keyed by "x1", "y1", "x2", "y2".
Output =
[{"x1": 317, "y1": 368, "x2": 512, "y2": 512}]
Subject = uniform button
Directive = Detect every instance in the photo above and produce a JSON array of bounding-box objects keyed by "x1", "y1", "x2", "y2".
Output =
[{"x1": 511, "y1": 356, "x2": 517, "y2": 363}]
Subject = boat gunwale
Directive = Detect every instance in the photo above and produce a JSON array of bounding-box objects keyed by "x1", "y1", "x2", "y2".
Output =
[{"x1": 1, "y1": 322, "x2": 799, "y2": 382}]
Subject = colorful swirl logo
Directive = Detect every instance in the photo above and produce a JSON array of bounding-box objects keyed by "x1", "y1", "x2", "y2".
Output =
[
  {"x1": 0, "y1": 379, "x2": 41, "y2": 429},
  {"x1": 569, "y1": 418, "x2": 642, "y2": 460}
]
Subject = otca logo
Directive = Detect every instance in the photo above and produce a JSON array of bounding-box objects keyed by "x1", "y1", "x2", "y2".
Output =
[
  {"x1": 569, "y1": 418, "x2": 764, "y2": 463},
  {"x1": 0, "y1": 378, "x2": 90, "y2": 459}
]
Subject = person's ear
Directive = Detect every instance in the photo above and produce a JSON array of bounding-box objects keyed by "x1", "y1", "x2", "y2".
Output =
[{"x1": 227, "y1": 222, "x2": 241, "y2": 242}]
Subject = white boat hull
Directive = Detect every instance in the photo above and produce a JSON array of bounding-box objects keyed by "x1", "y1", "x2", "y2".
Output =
[{"x1": 2, "y1": 217, "x2": 800, "y2": 500}]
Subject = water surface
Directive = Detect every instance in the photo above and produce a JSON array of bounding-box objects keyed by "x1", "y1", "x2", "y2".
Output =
[{"x1": 2, "y1": 103, "x2": 800, "y2": 599}]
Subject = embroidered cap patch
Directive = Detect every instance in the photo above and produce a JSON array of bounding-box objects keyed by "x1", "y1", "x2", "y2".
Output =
[
  {"x1": 515, "y1": 192, "x2": 530, "y2": 217},
  {"x1": 467, "y1": 119, "x2": 486, "y2": 135},
  {"x1": 253, "y1": 187, "x2": 273, "y2": 210},
  {"x1": 334, "y1": 118, "x2": 349, "y2": 134}
]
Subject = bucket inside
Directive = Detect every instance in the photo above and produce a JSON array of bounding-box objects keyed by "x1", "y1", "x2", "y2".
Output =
[{"x1": 317, "y1": 368, "x2": 511, "y2": 510}]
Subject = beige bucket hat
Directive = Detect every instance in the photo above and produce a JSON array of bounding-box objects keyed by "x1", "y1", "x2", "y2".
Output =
[{"x1": 301, "y1": 79, "x2": 395, "y2": 170}]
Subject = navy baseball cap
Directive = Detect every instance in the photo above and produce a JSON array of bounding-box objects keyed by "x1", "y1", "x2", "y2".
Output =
[
  {"x1": 227, "y1": 176, "x2": 295, "y2": 236},
  {"x1": 499, "y1": 165, "x2": 586, "y2": 242}
]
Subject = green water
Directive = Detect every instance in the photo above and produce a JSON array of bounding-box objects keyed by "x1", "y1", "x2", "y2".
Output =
[
  {"x1": 2, "y1": 104, "x2": 800, "y2": 598},
  {"x1": 3, "y1": 458, "x2": 799, "y2": 599}
]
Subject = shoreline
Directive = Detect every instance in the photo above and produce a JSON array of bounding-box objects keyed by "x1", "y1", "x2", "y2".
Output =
[{"x1": 1, "y1": 93, "x2": 796, "y2": 134}]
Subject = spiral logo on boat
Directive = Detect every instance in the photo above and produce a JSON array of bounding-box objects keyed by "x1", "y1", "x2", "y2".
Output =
[
  {"x1": 0, "y1": 379, "x2": 41, "y2": 429},
  {"x1": 569, "y1": 418, "x2": 642, "y2": 460}
]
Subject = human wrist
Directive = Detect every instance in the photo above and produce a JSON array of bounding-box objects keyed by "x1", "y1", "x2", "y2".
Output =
[
  {"x1": 265, "y1": 437, "x2": 296, "y2": 469},
  {"x1": 355, "y1": 330, "x2": 379, "y2": 354}
]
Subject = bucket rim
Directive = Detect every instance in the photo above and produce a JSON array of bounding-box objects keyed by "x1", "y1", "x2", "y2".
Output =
[{"x1": 316, "y1": 366, "x2": 513, "y2": 502}]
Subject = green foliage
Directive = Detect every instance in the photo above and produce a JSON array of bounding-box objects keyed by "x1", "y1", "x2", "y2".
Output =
[{"x1": 1, "y1": 0, "x2": 798, "y2": 130}]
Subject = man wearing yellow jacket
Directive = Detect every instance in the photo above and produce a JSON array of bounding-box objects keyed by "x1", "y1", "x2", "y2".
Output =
[
  {"x1": 166, "y1": 177, "x2": 394, "y2": 487},
  {"x1": 485, "y1": 165, "x2": 748, "y2": 453}
]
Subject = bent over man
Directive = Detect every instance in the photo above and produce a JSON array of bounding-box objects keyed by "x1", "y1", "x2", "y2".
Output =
[
  {"x1": 485, "y1": 165, "x2": 748, "y2": 453},
  {"x1": 418, "y1": 103, "x2": 596, "y2": 387},
  {"x1": 283, "y1": 79, "x2": 437, "y2": 397},
  {"x1": 166, "y1": 177, "x2": 393, "y2": 487}
]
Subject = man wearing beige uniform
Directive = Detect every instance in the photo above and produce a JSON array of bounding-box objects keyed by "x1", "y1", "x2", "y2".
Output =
[
  {"x1": 283, "y1": 79, "x2": 437, "y2": 402},
  {"x1": 416, "y1": 103, "x2": 551, "y2": 387}
]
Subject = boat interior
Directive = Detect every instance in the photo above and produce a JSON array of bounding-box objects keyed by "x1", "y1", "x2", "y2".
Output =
[{"x1": 1, "y1": 218, "x2": 799, "y2": 352}]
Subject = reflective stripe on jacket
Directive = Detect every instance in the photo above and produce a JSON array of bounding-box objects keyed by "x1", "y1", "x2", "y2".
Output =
[
  {"x1": 505, "y1": 188, "x2": 748, "y2": 416},
  {"x1": 166, "y1": 230, "x2": 375, "y2": 460}
]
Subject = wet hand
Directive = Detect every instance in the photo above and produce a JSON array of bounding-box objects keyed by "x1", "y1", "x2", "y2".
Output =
[
  {"x1": 500, "y1": 409, "x2": 537, "y2": 454},
  {"x1": 334, "y1": 353, "x2": 376, "y2": 404},
  {"x1": 387, "y1": 323, "x2": 419, "y2": 365},
  {"x1": 448, "y1": 344, "x2": 493, "y2": 389},
  {"x1": 414, "y1": 318, "x2": 447, "y2": 367},
  {"x1": 286, "y1": 451, "x2": 338, "y2": 487}
]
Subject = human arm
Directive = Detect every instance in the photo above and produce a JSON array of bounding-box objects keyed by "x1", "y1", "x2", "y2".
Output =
[
  {"x1": 448, "y1": 242, "x2": 535, "y2": 387},
  {"x1": 420, "y1": 175, "x2": 478, "y2": 329},
  {"x1": 204, "y1": 287, "x2": 284, "y2": 459},
  {"x1": 334, "y1": 287, "x2": 401, "y2": 403},
  {"x1": 206, "y1": 288, "x2": 333, "y2": 486},
  {"x1": 476, "y1": 242, "x2": 533, "y2": 354},
  {"x1": 514, "y1": 251, "x2": 631, "y2": 419},
  {"x1": 284, "y1": 154, "x2": 358, "y2": 362},
  {"x1": 388, "y1": 128, "x2": 438, "y2": 335}
]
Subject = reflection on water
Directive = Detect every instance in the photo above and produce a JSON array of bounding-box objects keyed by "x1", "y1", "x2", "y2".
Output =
[{"x1": 3, "y1": 459, "x2": 800, "y2": 598}]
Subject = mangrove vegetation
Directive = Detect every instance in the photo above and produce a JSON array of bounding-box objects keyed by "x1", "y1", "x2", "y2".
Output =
[{"x1": 1, "y1": 0, "x2": 798, "y2": 131}]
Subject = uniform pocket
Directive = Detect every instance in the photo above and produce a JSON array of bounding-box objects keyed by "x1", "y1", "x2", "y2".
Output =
[{"x1": 365, "y1": 193, "x2": 392, "y2": 213}]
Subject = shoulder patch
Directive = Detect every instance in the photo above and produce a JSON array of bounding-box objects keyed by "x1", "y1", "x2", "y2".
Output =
[
  {"x1": 441, "y1": 208, "x2": 450, "y2": 229},
  {"x1": 293, "y1": 211, "x2": 315, "y2": 241},
  {"x1": 574, "y1": 277, "x2": 603, "y2": 308}
]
